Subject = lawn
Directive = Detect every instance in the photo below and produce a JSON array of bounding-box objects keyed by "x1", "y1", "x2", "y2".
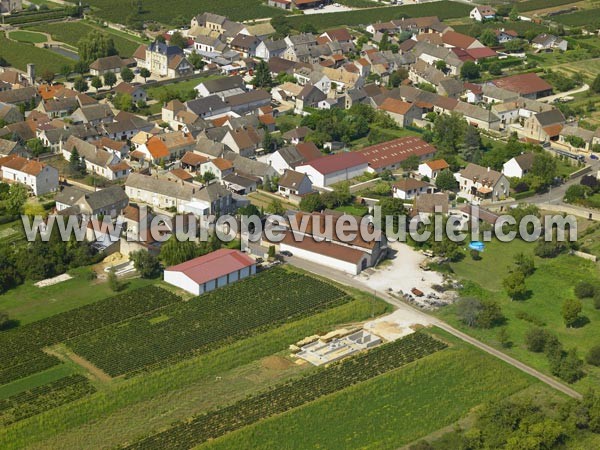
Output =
[
  {"x1": 350, "y1": 125, "x2": 422, "y2": 149},
  {"x1": 86, "y1": 0, "x2": 288, "y2": 25},
  {"x1": 0, "y1": 32, "x2": 72, "y2": 73},
  {"x1": 28, "y1": 21, "x2": 144, "y2": 57},
  {"x1": 436, "y1": 238, "x2": 600, "y2": 392},
  {"x1": 551, "y1": 57, "x2": 600, "y2": 82},
  {"x1": 146, "y1": 75, "x2": 222, "y2": 102},
  {"x1": 288, "y1": 1, "x2": 472, "y2": 31},
  {"x1": 198, "y1": 330, "x2": 537, "y2": 450},
  {"x1": 8, "y1": 30, "x2": 47, "y2": 44},
  {"x1": 0, "y1": 294, "x2": 390, "y2": 449},
  {"x1": 0, "y1": 266, "x2": 155, "y2": 326}
]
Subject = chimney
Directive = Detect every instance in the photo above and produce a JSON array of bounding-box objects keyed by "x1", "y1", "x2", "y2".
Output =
[{"x1": 27, "y1": 64, "x2": 36, "y2": 86}]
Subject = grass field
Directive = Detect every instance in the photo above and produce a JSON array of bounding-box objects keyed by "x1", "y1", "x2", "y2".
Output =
[
  {"x1": 517, "y1": 0, "x2": 581, "y2": 12},
  {"x1": 8, "y1": 30, "x2": 47, "y2": 44},
  {"x1": 0, "y1": 292, "x2": 390, "y2": 449},
  {"x1": 0, "y1": 32, "x2": 72, "y2": 73},
  {"x1": 453, "y1": 19, "x2": 550, "y2": 38},
  {"x1": 28, "y1": 21, "x2": 144, "y2": 57},
  {"x1": 86, "y1": 0, "x2": 288, "y2": 25},
  {"x1": 288, "y1": 1, "x2": 472, "y2": 31},
  {"x1": 198, "y1": 330, "x2": 536, "y2": 450},
  {"x1": 0, "y1": 267, "x2": 155, "y2": 326},
  {"x1": 552, "y1": 7, "x2": 600, "y2": 26},
  {"x1": 436, "y1": 238, "x2": 600, "y2": 392},
  {"x1": 550, "y1": 57, "x2": 600, "y2": 81}
]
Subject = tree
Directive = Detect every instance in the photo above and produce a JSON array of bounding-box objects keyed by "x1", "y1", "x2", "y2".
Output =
[
  {"x1": 460, "y1": 61, "x2": 480, "y2": 80},
  {"x1": 78, "y1": 31, "x2": 117, "y2": 64},
  {"x1": 7, "y1": 184, "x2": 28, "y2": 215},
  {"x1": 91, "y1": 76, "x2": 103, "y2": 92},
  {"x1": 262, "y1": 129, "x2": 274, "y2": 152},
  {"x1": 169, "y1": 31, "x2": 187, "y2": 49},
  {"x1": 267, "y1": 199, "x2": 285, "y2": 215},
  {"x1": 188, "y1": 53, "x2": 205, "y2": 70},
  {"x1": 73, "y1": 77, "x2": 88, "y2": 93},
  {"x1": 73, "y1": 60, "x2": 89, "y2": 76},
  {"x1": 113, "y1": 93, "x2": 134, "y2": 112},
  {"x1": 514, "y1": 252, "x2": 535, "y2": 277},
  {"x1": 121, "y1": 66, "x2": 134, "y2": 83},
  {"x1": 587, "y1": 345, "x2": 600, "y2": 366},
  {"x1": 592, "y1": 74, "x2": 600, "y2": 94},
  {"x1": 26, "y1": 138, "x2": 46, "y2": 157},
  {"x1": 251, "y1": 60, "x2": 272, "y2": 88},
  {"x1": 140, "y1": 67, "x2": 151, "y2": 82},
  {"x1": 503, "y1": 270, "x2": 527, "y2": 301},
  {"x1": 388, "y1": 68, "x2": 408, "y2": 88},
  {"x1": 457, "y1": 297, "x2": 482, "y2": 327},
  {"x1": 60, "y1": 64, "x2": 72, "y2": 79},
  {"x1": 0, "y1": 311, "x2": 10, "y2": 330},
  {"x1": 130, "y1": 250, "x2": 161, "y2": 278},
  {"x1": 103, "y1": 71, "x2": 117, "y2": 88},
  {"x1": 299, "y1": 193, "x2": 324, "y2": 212},
  {"x1": 400, "y1": 154, "x2": 420, "y2": 171},
  {"x1": 479, "y1": 29, "x2": 499, "y2": 47},
  {"x1": 509, "y1": 6, "x2": 519, "y2": 21},
  {"x1": 435, "y1": 60, "x2": 447, "y2": 72},
  {"x1": 40, "y1": 69, "x2": 55, "y2": 84},
  {"x1": 575, "y1": 281, "x2": 596, "y2": 299},
  {"x1": 435, "y1": 169, "x2": 458, "y2": 191},
  {"x1": 525, "y1": 327, "x2": 550, "y2": 352},
  {"x1": 268, "y1": 245, "x2": 276, "y2": 259},
  {"x1": 107, "y1": 266, "x2": 120, "y2": 292},
  {"x1": 160, "y1": 237, "x2": 201, "y2": 266},
  {"x1": 202, "y1": 171, "x2": 216, "y2": 184},
  {"x1": 462, "y1": 125, "x2": 482, "y2": 162},
  {"x1": 498, "y1": 327, "x2": 511, "y2": 348},
  {"x1": 562, "y1": 298, "x2": 582, "y2": 327},
  {"x1": 565, "y1": 184, "x2": 590, "y2": 203},
  {"x1": 477, "y1": 300, "x2": 505, "y2": 328},
  {"x1": 69, "y1": 147, "x2": 86, "y2": 177},
  {"x1": 488, "y1": 61, "x2": 502, "y2": 76}
]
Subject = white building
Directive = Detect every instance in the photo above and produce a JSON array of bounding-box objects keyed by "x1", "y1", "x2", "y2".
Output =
[
  {"x1": 392, "y1": 179, "x2": 432, "y2": 200},
  {"x1": 470, "y1": 6, "x2": 496, "y2": 22},
  {"x1": 455, "y1": 163, "x2": 510, "y2": 203},
  {"x1": 503, "y1": 153, "x2": 535, "y2": 179},
  {"x1": 0, "y1": 155, "x2": 58, "y2": 196},
  {"x1": 164, "y1": 249, "x2": 257, "y2": 296},
  {"x1": 295, "y1": 152, "x2": 368, "y2": 187},
  {"x1": 418, "y1": 159, "x2": 450, "y2": 180}
]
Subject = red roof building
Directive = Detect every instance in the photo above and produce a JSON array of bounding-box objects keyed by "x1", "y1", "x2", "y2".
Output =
[
  {"x1": 356, "y1": 136, "x2": 437, "y2": 173},
  {"x1": 491, "y1": 73, "x2": 553, "y2": 99},
  {"x1": 164, "y1": 249, "x2": 257, "y2": 296}
]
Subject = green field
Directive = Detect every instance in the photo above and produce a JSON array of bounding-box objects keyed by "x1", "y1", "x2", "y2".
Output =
[
  {"x1": 28, "y1": 21, "x2": 144, "y2": 57},
  {"x1": 0, "y1": 288, "x2": 390, "y2": 449},
  {"x1": 0, "y1": 32, "x2": 72, "y2": 73},
  {"x1": 199, "y1": 330, "x2": 536, "y2": 450},
  {"x1": 437, "y1": 238, "x2": 600, "y2": 392},
  {"x1": 453, "y1": 19, "x2": 550, "y2": 38},
  {"x1": 517, "y1": 0, "x2": 580, "y2": 12},
  {"x1": 8, "y1": 30, "x2": 47, "y2": 44},
  {"x1": 552, "y1": 8, "x2": 600, "y2": 27},
  {"x1": 86, "y1": 0, "x2": 288, "y2": 25}
]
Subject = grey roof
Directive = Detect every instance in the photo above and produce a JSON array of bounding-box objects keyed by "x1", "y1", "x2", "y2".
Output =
[
  {"x1": 512, "y1": 152, "x2": 536, "y2": 171},
  {"x1": 262, "y1": 39, "x2": 287, "y2": 52},
  {"x1": 199, "y1": 76, "x2": 245, "y2": 94},
  {"x1": 223, "y1": 153, "x2": 277, "y2": 179},
  {"x1": 454, "y1": 102, "x2": 499, "y2": 123},
  {"x1": 72, "y1": 103, "x2": 114, "y2": 123},
  {"x1": 283, "y1": 126, "x2": 312, "y2": 140},
  {"x1": 535, "y1": 109, "x2": 565, "y2": 127},
  {"x1": 126, "y1": 172, "x2": 197, "y2": 201},
  {"x1": 287, "y1": 33, "x2": 316, "y2": 47},
  {"x1": 459, "y1": 163, "x2": 504, "y2": 186},
  {"x1": 195, "y1": 136, "x2": 230, "y2": 158},
  {"x1": 64, "y1": 136, "x2": 114, "y2": 167},
  {"x1": 482, "y1": 84, "x2": 519, "y2": 102},
  {"x1": 438, "y1": 79, "x2": 465, "y2": 98},
  {"x1": 0, "y1": 87, "x2": 38, "y2": 105},
  {"x1": 148, "y1": 41, "x2": 183, "y2": 57},
  {"x1": 224, "y1": 89, "x2": 271, "y2": 107},
  {"x1": 82, "y1": 186, "x2": 128, "y2": 211},
  {"x1": 222, "y1": 173, "x2": 257, "y2": 188},
  {"x1": 54, "y1": 186, "x2": 88, "y2": 207},
  {"x1": 0, "y1": 139, "x2": 20, "y2": 156},
  {"x1": 276, "y1": 146, "x2": 304, "y2": 166},
  {"x1": 186, "y1": 95, "x2": 229, "y2": 116},
  {"x1": 279, "y1": 169, "x2": 308, "y2": 189}
]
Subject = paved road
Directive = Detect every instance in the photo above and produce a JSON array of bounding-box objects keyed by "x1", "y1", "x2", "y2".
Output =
[
  {"x1": 287, "y1": 256, "x2": 583, "y2": 399},
  {"x1": 540, "y1": 84, "x2": 590, "y2": 104}
]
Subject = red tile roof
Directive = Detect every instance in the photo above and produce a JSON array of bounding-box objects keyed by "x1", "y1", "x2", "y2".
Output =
[
  {"x1": 491, "y1": 73, "x2": 553, "y2": 96},
  {"x1": 357, "y1": 136, "x2": 437, "y2": 170},
  {"x1": 165, "y1": 249, "x2": 255, "y2": 285},
  {"x1": 300, "y1": 152, "x2": 367, "y2": 175},
  {"x1": 425, "y1": 159, "x2": 449, "y2": 170},
  {"x1": 379, "y1": 98, "x2": 414, "y2": 115},
  {"x1": 442, "y1": 30, "x2": 477, "y2": 49},
  {"x1": 466, "y1": 47, "x2": 498, "y2": 60},
  {"x1": 295, "y1": 142, "x2": 322, "y2": 161}
]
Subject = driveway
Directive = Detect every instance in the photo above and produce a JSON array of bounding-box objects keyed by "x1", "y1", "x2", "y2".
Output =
[{"x1": 539, "y1": 83, "x2": 589, "y2": 103}]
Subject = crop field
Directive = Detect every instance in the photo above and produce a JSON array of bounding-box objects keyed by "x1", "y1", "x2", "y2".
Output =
[
  {"x1": 0, "y1": 286, "x2": 180, "y2": 386},
  {"x1": 86, "y1": 0, "x2": 288, "y2": 25},
  {"x1": 124, "y1": 332, "x2": 448, "y2": 449},
  {"x1": 0, "y1": 33, "x2": 72, "y2": 73},
  {"x1": 516, "y1": 0, "x2": 580, "y2": 12},
  {"x1": 552, "y1": 7, "x2": 600, "y2": 26},
  {"x1": 8, "y1": 30, "x2": 47, "y2": 44},
  {"x1": 287, "y1": 1, "x2": 472, "y2": 31},
  {"x1": 0, "y1": 375, "x2": 95, "y2": 426},
  {"x1": 453, "y1": 19, "x2": 550, "y2": 38},
  {"x1": 69, "y1": 268, "x2": 351, "y2": 376},
  {"x1": 200, "y1": 331, "x2": 537, "y2": 450},
  {"x1": 28, "y1": 21, "x2": 143, "y2": 57}
]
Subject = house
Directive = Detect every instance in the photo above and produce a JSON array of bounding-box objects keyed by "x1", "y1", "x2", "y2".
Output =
[
  {"x1": 221, "y1": 173, "x2": 257, "y2": 195},
  {"x1": 295, "y1": 152, "x2": 368, "y2": 187},
  {"x1": 224, "y1": 152, "x2": 277, "y2": 182},
  {"x1": 55, "y1": 185, "x2": 129, "y2": 219},
  {"x1": 91, "y1": 137, "x2": 130, "y2": 159},
  {"x1": 221, "y1": 126, "x2": 262, "y2": 157},
  {"x1": 491, "y1": 73, "x2": 553, "y2": 100},
  {"x1": 455, "y1": 163, "x2": 510, "y2": 203},
  {"x1": 277, "y1": 211, "x2": 388, "y2": 275},
  {"x1": 295, "y1": 84, "x2": 326, "y2": 114},
  {"x1": 62, "y1": 136, "x2": 127, "y2": 180},
  {"x1": 186, "y1": 95, "x2": 231, "y2": 119},
  {"x1": 137, "y1": 132, "x2": 195, "y2": 164},
  {"x1": 495, "y1": 29, "x2": 518, "y2": 44},
  {"x1": 357, "y1": 136, "x2": 437, "y2": 174},
  {"x1": 255, "y1": 39, "x2": 287, "y2": 60},
  {"x1": 531, "y1": 34, "x2": 568, "y2": 52},
  {"x1": 392, "y1": 178, "x2": 432, "y2": 200},
  {"x1": 268, "y1": 0, "x2": 291, "y2": 9},
  {"x1": 0, "y1": 86, "x2": 39, "y2": 106},
  {"x1": 0, "y1": 0, "x2": 22, "y2": 13},
  {"x1": 70, "y1": 103, "x2": 114, "y2": 126},
  {"x1": 278, "y1": 169, "x2": 313, "y2": 197},
  {"x1": 418, "y1": 159, "x2": 449, "y2": 180},
  {"x1": 266, "y1": 142, "x2": 322, "y2": 174},
  {"x1": 224, "y1": 89, "x2": 271, "y2": 115},
  {"x1": 135, "y1": 41, "x2": 193, "y2": 78},
  {"x1": 89, "y1": 55, "x2": 128, "y2": 77},
  {"x1": 378, "y1": 98, "x2": 422, "y2": 127},
  {"x1": 558, "y1": 125, "x2": 595, "y2": 152},
  {"x1": 283, "y1": 126, "x2": 312, "y2": 144},
  {"x1": 181, "y1": 151, "x2": 209, "y2": 172},
  {"x1": 470, "y1": 6, "x2": 496, "y2": 22},
  {"x1": 114, "y1": 82, "x2": 147, "y2": 103},
  {"x1": 414, "y1": 192, "x2": 449, "y2": 218},
  {"x1": 195, "y1": 76, "x2": 245, "y2": 99},
  {"x1": 0, "y1": 139, "x2": 27, "y2": 157},
  {"x1": 164, "y1": 249, "x2": 256, "y2": 296},
  {"x1": 503, "y1": 153, "x2": 535, "y2": 179},
  {"x1": 230, "y1": 33, "x2": 260, "y2": 58},
  {"x1": 454, "y1": 102, "x2": 501, "y2": 131},
  {"x1": 200, "y1": 157, "x2": 234, "y2": 180},
  {"x1": 0, "y1": 155, "x2": 58, "y2": 195},
  {"x1": 442, "y1": 31, "x2": 484, "y2": 50},
  {"x1": 522, "y1": 109, "x2": 565, "y2": 143}
]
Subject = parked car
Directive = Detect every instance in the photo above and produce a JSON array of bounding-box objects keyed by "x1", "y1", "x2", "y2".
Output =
[
  {"x1": 591, "y1": 154, "x2": 599, "y2": 160},
  {"x1": 280, "y1": 250, "x2": 293, "y2": 257}
]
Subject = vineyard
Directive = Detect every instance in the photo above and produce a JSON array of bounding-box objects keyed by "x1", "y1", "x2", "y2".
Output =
[
  {"x1": 0, "y1": 286, "x2": 180, "y2": 385},
  {"x1": 124, "y1": 332, "x2": 448, "y2": 449},
  {"x1": 0, "y1": 375, "x2": 95, "y2": 426},
  {"x1": 69, "y1": 268, "x2": 350, "y2": 377}
]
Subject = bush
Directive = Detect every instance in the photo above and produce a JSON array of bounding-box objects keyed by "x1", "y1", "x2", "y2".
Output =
[
  {"x1": 575, "y1": 281, "x2": 596, "y2": 299},
  {"x1": 594, "y1": 291, "x2": 600, "y2": 309},
  {"x1": 470, "y1": 249, "x2": 481, "y2": 261},
  {"x1": 586, "y1": 345, "x2": 600, "y2": 366},
  {"x1": 515, "y1": 310, "x2": 545, "y2": 326},
  {"x1": 525, "y1": 327, "x2": 550, "y2": 352}
]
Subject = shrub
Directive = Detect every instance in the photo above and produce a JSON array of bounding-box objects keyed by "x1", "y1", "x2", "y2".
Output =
[
  {"x1": 594, "y1": 291, "x2": 600, "y2": 309},
  {"x1": 586, "y1": 345, "x2": 600, "y2": 366},
  {"x1": 515, "y1": 310, "x2": 545, "y2": 326},
  {"x1": 575, "y1": 281, "x2": 596, "y2": 299},
  {"x1": 525, "y1": 327, "x2": 550, "y2": 352}
]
